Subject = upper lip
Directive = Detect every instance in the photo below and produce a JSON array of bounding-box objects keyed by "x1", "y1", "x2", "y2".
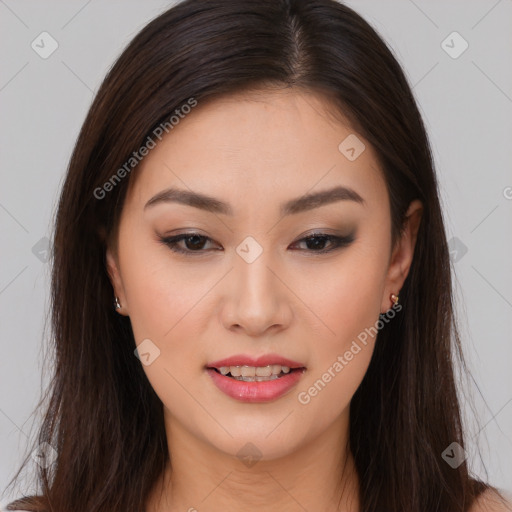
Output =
[{"x1": 207, "y1": 353, "x2": 305, "y2": 369}]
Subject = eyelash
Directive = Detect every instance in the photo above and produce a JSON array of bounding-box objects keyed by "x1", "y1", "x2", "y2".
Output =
[{"x1": 159, "y1": 232, "x2": 355, "y2": 256}]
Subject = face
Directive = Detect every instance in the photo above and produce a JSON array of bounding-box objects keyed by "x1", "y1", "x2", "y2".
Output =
[{"x1": 106, "y1": 88, "x2": 421, "y2": 461}]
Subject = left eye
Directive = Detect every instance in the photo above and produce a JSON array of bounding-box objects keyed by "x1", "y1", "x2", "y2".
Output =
[
  {"x1": 291, "y1": 233, "x2": 354, "y2": 252},
  {"x1": 160, "y1": 232, "x2": 354, "y2": 255}
]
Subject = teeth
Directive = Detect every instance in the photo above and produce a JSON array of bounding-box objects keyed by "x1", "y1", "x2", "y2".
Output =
[
  {"x1": 216, "y1": 364, "x2": 295, "y2": 381},
  {"x1": 230, "y1": 366, "x2": 242, "y2": 377},
  {"x1": 255, "y1": 366, "x2": 272, "y2": 377},
  {"x1": 271, "y1": 364, "x2": 281, "y2": 375},
  {"x1": 241, "y1": 366, "x2": 256, "y2": 377}
]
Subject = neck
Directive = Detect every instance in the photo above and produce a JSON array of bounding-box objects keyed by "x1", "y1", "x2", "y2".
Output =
[{"x1": 147, "y1": 409, "x2": 360, "y2": 512}]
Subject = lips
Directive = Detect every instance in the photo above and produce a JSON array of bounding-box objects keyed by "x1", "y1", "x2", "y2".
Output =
[
  {"x1": 205, "y1": 353, "x2": 306, "y2": 403},
  {"x1": 207, "y1": 354, "x2": 305, "y2": 369}
]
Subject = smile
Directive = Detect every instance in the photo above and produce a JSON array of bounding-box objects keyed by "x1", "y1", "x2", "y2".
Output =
[
  {"x1": 214, "y1": 364, "x2": 293, "y2": 381},
  {"x1": 206, "y1": 354, "x2": 306, "y2": 402}
]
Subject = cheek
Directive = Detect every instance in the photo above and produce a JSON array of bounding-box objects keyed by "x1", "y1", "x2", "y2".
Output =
[
  {"x1": 303, "y1": 246, "x2": 388, "y2": 351},
  {"x1": 117, "y1": 236, "x2": 214, "y2": 419},
  {"x1": 294, "y1": 242, "x2": 389, "y2": 410},
  {"x1": 117, "y1": 229, "x2": 224, "y2": 408},
  {"x1": 118, "y1": 227, "x2": 207, "y2": 342}
]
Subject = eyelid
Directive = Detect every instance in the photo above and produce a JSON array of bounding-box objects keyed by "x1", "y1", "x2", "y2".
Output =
[
  {"x1": 289, "y1": 232, "x2": 355, "y2": 253},
  {"x1": 159, "y1": 232, "x2": 221, "y2": 255},
  {"x1": 158, "y1": 229, "x2": 355, "y2": 256}
]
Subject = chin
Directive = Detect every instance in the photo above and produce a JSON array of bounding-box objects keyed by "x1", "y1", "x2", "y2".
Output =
[{"x1": 199, "y1": 420, "x2": 306, "y2": 463}]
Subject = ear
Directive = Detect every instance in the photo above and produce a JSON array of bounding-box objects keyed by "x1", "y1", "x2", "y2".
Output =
[
  {"x1": 380, "y1": 199, "x2": 423, "y2": 313},
  {"x1": 106, "y1": 245, "x2": 129, "y2": 316}
]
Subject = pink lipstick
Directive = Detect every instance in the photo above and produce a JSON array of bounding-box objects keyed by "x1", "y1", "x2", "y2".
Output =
[{"x1": 206, "y1": 353, "x2": 306, "y2": 403}]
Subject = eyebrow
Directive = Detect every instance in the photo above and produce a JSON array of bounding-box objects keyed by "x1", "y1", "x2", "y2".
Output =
[{"x1": 144, "y1": 185, "x2": 365, "y2": 216}]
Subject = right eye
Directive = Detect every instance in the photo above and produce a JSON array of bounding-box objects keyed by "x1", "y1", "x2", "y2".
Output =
[{"x1": 159, "y1": 233, "x2": 221, "y2": 255}]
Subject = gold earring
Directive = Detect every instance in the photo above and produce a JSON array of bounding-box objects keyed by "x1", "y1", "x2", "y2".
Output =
[
  {"x1": 390, "y1": 293, "x2": 399, "y2": 306},
  {"x1": 114, "y1": 296, "x2": 121, "y2": 310}
]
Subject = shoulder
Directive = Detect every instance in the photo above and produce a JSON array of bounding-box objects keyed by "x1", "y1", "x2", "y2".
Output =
[
  {"x1": 469, "y1": 488, "x2": 512, "y2": 512},
  {"x1": 0, "y1": 500, "x2": 30, "y2": 512}
]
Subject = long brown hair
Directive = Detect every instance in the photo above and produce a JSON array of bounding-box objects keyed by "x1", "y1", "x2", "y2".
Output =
[{"x1": 2, "y1": 0, "x2": 499, "y2": 510}]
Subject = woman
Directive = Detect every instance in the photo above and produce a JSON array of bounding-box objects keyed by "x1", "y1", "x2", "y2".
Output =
[{"x1": 3, "y1": 0, "x2": 511, "y2": 510}]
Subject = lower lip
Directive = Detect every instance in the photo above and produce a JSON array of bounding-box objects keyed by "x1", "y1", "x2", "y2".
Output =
[{"x1": 206, "y1": 368, "x2": 305, "y2": 403}]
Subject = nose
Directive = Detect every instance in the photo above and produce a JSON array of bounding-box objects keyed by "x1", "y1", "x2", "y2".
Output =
[{"x1": 220, "y1": 248, "x2": 293, "y2": 337}]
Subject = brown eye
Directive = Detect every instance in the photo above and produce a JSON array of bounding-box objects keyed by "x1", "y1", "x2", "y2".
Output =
[
  {"x1": 160, "y1": 233, "x2": 220, "y2": 255},
  {"x1": 159, "y1": 231, "x2": 355, "y2": 257},
  {"x1": 289, "y1": 233, "x2": 355, "y2": 253}
]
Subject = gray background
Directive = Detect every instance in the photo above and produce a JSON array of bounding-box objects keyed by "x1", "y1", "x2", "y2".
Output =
[{"x1": 1, "y1": 0, "x2": 511, "y2": 503}]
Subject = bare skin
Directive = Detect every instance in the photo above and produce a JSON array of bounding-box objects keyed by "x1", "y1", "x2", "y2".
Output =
[{"x1": 106, "y1": 87, "x2": 423, "y2": 511}]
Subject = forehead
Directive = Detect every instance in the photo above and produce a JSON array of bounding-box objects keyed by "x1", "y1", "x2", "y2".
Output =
[{"x1": 125, "y1": 88, "x2": 387, "y2": 215}]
